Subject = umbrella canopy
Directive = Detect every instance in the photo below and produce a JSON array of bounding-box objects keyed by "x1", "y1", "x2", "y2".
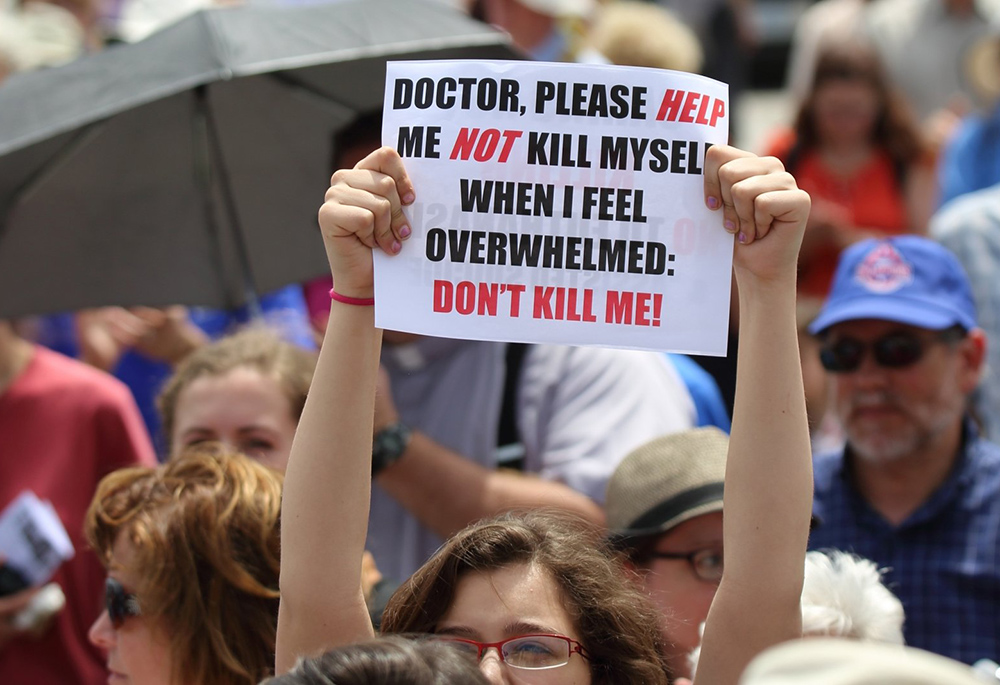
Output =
[{"x1": 0, "y1": 0, "x2": 519, "y2": 318}]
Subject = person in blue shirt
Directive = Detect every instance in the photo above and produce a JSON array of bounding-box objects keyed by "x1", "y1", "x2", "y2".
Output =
[
  {"x1": 666, "y1": 353, "x2": 731, "y2": 433},
  {"x1": 937, "y1": 28, "x2": 1000, "y2": 207},
  {"x1": 937, "y1": 101, "x2": 1000, "y2": 207},
  {"x1": 807, "y1": 235, "x2": 999, "y2": 665}
]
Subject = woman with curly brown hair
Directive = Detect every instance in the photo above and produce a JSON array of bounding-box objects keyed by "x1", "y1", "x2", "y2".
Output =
[
  {"x1": 766, "y1": 40, "x2": 935, "y2": 296},
  {"x1": 85, "y1": 446, "x2": 282, "y2": 685},
  {"x1": 275, "y1": 141, "x2": 814, "y2": 685}
]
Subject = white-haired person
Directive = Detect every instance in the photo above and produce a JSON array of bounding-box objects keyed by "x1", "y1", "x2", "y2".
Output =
[
  {"x1": 800, "y1": 551, "x2": 904, "y2": 644},
  {"x1": 275, "y1": 142, "x2": 813, "y2": 685},
  {"x1": 687, "y1": 550, "x2": 906, "y2": 679}
]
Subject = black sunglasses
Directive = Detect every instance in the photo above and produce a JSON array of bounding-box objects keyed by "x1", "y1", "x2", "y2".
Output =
[
  {"x1": 819, "y1": 328, "x2": 965, "y2": 374},
  {"x1": 105, "y1": 578, "x2": 141, "y2": 629}
]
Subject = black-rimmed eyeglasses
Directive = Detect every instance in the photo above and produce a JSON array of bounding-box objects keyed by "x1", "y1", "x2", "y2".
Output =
[{"x1": 647, "y1": 548, "x2": 724, "y2": 583}]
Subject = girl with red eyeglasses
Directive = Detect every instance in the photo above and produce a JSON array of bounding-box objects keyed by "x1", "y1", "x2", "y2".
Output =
[{"x1": 276, "y1": 142, "x2": 813, "y2": 685}]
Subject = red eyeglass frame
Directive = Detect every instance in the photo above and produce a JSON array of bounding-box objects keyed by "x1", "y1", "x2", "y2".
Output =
[{"x1": 434, "y1": 633, "x2": 589, "y2": 668}]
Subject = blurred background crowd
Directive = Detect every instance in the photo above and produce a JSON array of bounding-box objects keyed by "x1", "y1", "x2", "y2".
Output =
[{"x1": 1, "y1": 0, "x2": 999, "y2": 683}]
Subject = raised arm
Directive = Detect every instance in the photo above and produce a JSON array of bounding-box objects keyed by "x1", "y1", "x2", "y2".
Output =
[
  {"x1": 693, "y1": 147, "x2": 813, "y2": 685},
  {"x1": 275, "y1": 147, "x2": 415, "y2": 673}
]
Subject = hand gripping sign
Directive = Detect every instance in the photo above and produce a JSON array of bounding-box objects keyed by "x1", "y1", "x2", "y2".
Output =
[{"x1": 375, "y1": 60, "x2": 732, "y2": 355}]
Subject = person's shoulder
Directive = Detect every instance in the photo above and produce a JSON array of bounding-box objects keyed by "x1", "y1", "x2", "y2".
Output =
[
  {"x1": 969, "y1": 432, "x2": 1000, "y2": 467},
  {"x1": 29, "y1": 346, "x2": 135, "y2": 405},
  {"x1": 869, "y1": 0, "x2": 932, "y2": 22},
  {"x1": 864, "y1": 0, "x2": 923, "y2": 38},
  {"x1": 946, "y1": 109, "x2": 998, "y2": 152},
  {"x1": 528, "y1": 344, "x2": 675, "y2": 378},
  {"x1": 523, "y1": 346, "x2": 687, "y2": 408},
  {"x1": 964, "y1": 433, "x2": 1000, "y2": 508},
  {"x1": 931, "y1": 184, "x2": 1000, "y2": 238}
]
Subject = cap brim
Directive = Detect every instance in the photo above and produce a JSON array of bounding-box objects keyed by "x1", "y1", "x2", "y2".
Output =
[{"x1": 808, "y1": 296, "x2": 974, "y2": 335}]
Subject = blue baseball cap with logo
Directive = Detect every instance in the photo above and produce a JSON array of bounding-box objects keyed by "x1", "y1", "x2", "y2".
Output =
[{"x1": 809, "y1": 236, "x2": 978, "y2": 335}]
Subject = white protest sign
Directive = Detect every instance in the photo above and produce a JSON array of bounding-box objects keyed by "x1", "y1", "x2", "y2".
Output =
[
  {"x1": 0, "y1": 491, "x2": 75, "y2": 586},
  {"x1": 376, "y1": 60, "x2": 732, "y2": 354}
]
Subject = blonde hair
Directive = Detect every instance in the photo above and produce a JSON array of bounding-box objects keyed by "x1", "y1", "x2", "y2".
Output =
[
  {"x1": 158, "y1": 327, "x2": 316, "y2": 450},
  {"x1": 85, "y1": 446, "x2": 283, "y2": 685},
  {"x1": 588, "y1": 1, "x2": 702, "y2": 73}
]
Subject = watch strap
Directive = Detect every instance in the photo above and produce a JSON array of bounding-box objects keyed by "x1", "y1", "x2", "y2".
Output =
[{"x1": 372, "y1": 421, "x2": 412, "y2": 477}]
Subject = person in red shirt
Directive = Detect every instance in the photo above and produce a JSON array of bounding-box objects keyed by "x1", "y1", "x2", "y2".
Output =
[
  {"x1": 765, "y1": 41, "x2": 935, "y2": 296},
  {"x1": 0, "y1": 320, "x2": 156, "y2": 685}
]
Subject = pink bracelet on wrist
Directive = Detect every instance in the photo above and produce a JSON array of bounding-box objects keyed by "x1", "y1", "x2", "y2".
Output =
[{"x1": 329, "y1": 288, "x2": 374, "y2": 306}]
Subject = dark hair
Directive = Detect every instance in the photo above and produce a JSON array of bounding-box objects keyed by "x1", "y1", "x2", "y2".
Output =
[
  {"x1": 381, "y1": 511, "x2": 670, "y2": 684},
  {"x1": 788, "y1": 41, "x2": 924, "y2": 180},
  {"x1": 265, "y1": 636, "x2": 488, "y2": 685},
  {"x1": 85, "y1": 446, "x2": 282, "y2": 685}
]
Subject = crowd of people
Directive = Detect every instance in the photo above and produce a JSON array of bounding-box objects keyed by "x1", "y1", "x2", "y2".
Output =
[{"x1": 2, "y1": 0, "x2": 1000, "y2": 684}]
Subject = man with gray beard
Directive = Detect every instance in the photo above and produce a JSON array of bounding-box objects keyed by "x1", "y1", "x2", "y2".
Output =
[{"x1": 806, "y1": 236, "x2": 999, "y2": 666}]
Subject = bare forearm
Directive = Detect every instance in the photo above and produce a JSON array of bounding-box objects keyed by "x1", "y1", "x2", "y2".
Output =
[
  {"x1": 277, "y1": 304, "x2": 380, "y2": 671},
  {"x1": 695, "y1": 276, "x2": 811, "y2": 685},
  {"x1": 377, "y1": 432, "x2": 605, "y2": 538},
  {"x1": 696, "y1": 145, "x2": 814, "y2": 685},
  {"x1": 728, "y1": 275, "x2": 812, "y2": 587},
  {"x1": 276, "y1": 144, "x2": 415, "y2": 671}
]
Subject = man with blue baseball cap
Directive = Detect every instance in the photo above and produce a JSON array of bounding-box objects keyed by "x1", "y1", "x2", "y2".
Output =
[{"x1": 807, "y1": 235, "x2": 999, "y2": 666}]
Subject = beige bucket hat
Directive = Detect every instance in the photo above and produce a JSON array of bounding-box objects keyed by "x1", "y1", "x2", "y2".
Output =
[{"x1": 605, "y1": 427, "x2": 728, "y2": 542}]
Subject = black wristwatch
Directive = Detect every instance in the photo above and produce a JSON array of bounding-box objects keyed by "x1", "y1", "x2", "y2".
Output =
[{"x1": 372, "y1": 421, "x2": 412, "y2": 477}]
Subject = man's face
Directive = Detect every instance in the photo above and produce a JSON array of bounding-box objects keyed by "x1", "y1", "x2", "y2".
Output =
[
  {"x1": 633, "y1": 512, "x2": 723, "y2": 678},
  {"x1": 826, "y1": 319, "x2": 979, "y2": 464}
]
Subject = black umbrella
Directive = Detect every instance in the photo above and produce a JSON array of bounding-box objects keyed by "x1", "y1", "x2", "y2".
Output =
[{"x1": 0, "y1": 0, "x2": 519, "y2": 318}]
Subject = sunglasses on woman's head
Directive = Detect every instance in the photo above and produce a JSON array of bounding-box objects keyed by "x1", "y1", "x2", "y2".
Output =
[
  {"x1": 105, "y1": 578, "x2": 141, "y2": 629},
  {"x1": 819, "y1": 328, "x2": 965, "y2": 374}
]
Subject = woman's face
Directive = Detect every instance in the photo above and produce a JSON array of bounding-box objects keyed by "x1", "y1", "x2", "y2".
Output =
[
  {"x1": 88, "y1": 536, "x2": 174, "y2": 685},
  {"x1": 436, "y1": 563, "x2": 592, "y2": 685},
  {"x1": 170, "y1": 367, "x2": 298, "y2": 472},
  {"x1": 812, "y1": 78, "x2": 881, "y2": 146}
]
